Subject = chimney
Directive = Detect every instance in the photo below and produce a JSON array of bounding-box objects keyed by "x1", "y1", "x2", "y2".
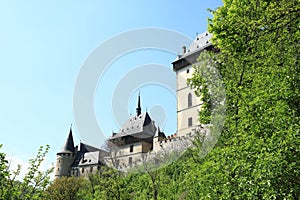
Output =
[{"x1": 182, "y1": 46, "x2": 186, "y2": 54}]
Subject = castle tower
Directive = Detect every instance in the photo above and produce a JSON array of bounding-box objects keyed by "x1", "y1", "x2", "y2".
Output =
[
  {"x1": 55, "y1": 126, "x2": 76, "y2": 178},
  {"x1": 108, "y1": 94, "x2": 159, "y2": 169},
  {"x1": 172, "y1": 32, "x2": 212, "y2": 137}
]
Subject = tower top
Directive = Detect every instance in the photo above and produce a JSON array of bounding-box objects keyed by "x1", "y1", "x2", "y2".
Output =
[
  {"x1": 59, "y1": 126, "x2": 75, "y2": 153},
  {"x1": 136, "y1": 92, "x2": 141, "y2": 116}
]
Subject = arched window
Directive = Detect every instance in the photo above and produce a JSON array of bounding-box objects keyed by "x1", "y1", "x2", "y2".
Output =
[{"x1": 188, "y1": 93, "x2": 192, "y2": 107}]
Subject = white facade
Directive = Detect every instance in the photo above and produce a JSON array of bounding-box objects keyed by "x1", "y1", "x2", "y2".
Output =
[
  {"x1": 173, "y1": 31, "x2": 212, "y2": 137},
  {"x1": 105, "y1": 141, "x2": 153, "y2": 169},
  {"x1": 176, "y1": 65, "x2": 202, "y2": 137}
]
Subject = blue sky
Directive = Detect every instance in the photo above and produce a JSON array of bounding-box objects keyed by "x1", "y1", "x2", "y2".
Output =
[{"x1": 0, "y1": 0, "x2": 222, "y2": 175}]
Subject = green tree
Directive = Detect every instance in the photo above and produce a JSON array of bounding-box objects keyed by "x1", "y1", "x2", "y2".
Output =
[
  {"x1": 45, "y1": 176, "x2": 88, "y2": 200},
  {"x1": 77, "y1": 166, "x2": 130, "y2": 200},
  {"x1": 187, "y1": 0, "x2": 300, "y2": 199},
  {"x1": 0, "y1": 145, "x2": 53, "y2": 200},
  {"x1": 0, "y1": 144, "x2": 10, "y2": 199}
]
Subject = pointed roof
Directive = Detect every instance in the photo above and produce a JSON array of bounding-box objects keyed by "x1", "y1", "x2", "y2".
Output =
[
  {"x1": 183, "y1": 31, "x2": 212, "y2": 58},
  {"x1": 136, "y1": 92, "x2": 141, "y2": 116},
  {"x1": 71, "y1": 142, "x2": 108, "y2": 167},
  {"x1": 154, "y1": 126, "x2": 161, "y2": 138},
  {"x1": 154, "y1": 126, "x2": 166, "y2": 139},
  {"x1": 111, "y1": 112, "x2": 157, "y2": 139},
  {"x1": 59, "y1": 126, "x2": 75, "y2": 153},
  {"x1": 172, "y1": 31, "x2": 213, "y2": 71}
]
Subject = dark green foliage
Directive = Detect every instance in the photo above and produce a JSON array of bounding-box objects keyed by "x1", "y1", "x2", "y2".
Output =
[{"x1": 44, "y1": 176, "x2": 88, "y2": 200}]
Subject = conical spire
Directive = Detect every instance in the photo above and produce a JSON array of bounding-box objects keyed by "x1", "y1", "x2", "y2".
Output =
[
  {"x1": 136, "y1": 92, "x2": 141, "y2": 116},
  {"x1": 60, "y1": 125, "x2": 75, "y2": 153}
]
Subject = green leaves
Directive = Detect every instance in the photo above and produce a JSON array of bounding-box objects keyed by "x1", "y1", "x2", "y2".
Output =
[
  {"x1": 189, "y1": 0, "x2": 300, "y2": 198},
  {"x1": 0, "y1": 145, "x2": 53, "y2": 200}
]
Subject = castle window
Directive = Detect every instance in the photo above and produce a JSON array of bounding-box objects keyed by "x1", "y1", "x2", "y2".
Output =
[
  {"x1": 188, "y1": 117, "x2": 193, "y2": 127},
  {"x1": 187, "y1": 69, "x2": 189, "y2": 73},
  {"x1": 130, "y1": 145, "x2": 134, "y2": 152},
  {"x1": 129, "y1": 157, "x2": 132, "y2": 166},
  {"x1": 188, "y1": 93, "x2": 192, "y2": 107},
  {"x1": 81, "y1": 168, "x2": 84, "y2": 173},
  {"x1": 90, "y1": 167, "x2": 93, "y2": 173}
]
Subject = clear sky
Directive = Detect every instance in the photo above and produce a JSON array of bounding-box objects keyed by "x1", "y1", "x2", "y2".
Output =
[{"x1": 0, "y1": 0, "x2": 222, "y2": 177}]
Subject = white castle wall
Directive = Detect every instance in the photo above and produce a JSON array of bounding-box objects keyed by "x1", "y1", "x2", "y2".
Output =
[{"x1": 176, "y1": 65, "x2": 203, "y2": 137}]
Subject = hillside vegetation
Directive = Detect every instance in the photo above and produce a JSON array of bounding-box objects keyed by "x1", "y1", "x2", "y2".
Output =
[{"x1": 1, "y1": 0, "x2": 299, "y2": 199}]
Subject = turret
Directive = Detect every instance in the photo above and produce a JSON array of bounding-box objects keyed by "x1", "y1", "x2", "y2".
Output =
[
  {"x1": 55, "y1": 126, "x2": 76, "y2": 178},
  {"x1": 153, "y1": 127, "x2": 166, "y2": 151}
]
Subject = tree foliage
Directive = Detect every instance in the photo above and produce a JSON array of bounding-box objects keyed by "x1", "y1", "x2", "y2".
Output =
[
  {"x1": 0, "y1": 145, "x2": 53, "y2": 200},
  {"x1": 185, "y1": 0, "x2": 300, "y2": 198},
  {"x1": 44, "y1": 176, "x2": 88, "y2": 200}
]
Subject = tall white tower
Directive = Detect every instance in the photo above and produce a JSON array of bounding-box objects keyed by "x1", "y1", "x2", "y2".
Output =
[{"x1": 172, "y1": 32, "x2": 212, "y2": 137}]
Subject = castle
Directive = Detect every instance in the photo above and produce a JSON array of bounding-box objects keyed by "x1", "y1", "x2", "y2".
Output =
[{"x1": 55, "y1": 31, "x2": 213, "y2": 178}]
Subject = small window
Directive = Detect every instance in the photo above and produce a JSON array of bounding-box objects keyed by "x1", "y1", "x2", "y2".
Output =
[
  {"x1": 186, "y1": 69, "x2": 189, "y2": 73},
  {"x1": 130, "y1": 145, "x2": 134, "y2": 152},
  {"x1": 188, "y1": 93, "x2": 192, "y2": 107},
  {"x1": 129, "y1": 157, "x2": 132, "y2": 166},
  {"x1": 90, "y1": 167, "x2": 93, "y2": 173},
  {"x1": 188, "y1": 117, "x2": 193, "y2": 127},
  {"x1": 81, "y1": 168, "x2": 84, "y2": 173}
]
